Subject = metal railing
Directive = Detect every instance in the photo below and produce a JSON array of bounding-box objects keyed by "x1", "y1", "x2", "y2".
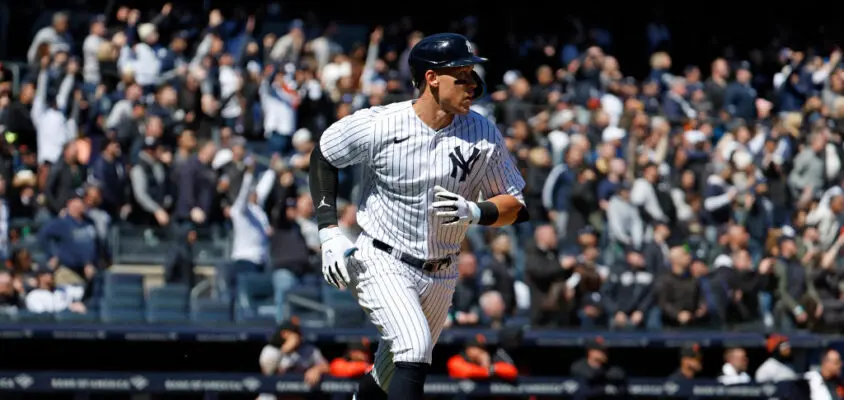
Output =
[{"x1": 0, "y1": 61, "x2": 27, "y2": 95}]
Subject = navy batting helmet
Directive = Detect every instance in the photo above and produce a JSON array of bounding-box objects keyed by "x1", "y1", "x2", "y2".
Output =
[{"x1": 408, "y1": 33, "x2": 487, "y2": 99}]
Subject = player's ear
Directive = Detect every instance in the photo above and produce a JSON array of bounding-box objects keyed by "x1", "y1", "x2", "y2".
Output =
[{"x1": 425, "y1": 70, "x2": 439, "y2": 88}]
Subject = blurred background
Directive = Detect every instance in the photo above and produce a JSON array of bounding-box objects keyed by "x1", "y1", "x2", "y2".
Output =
[{"x1": 1, "y1": 0, "x2": 844, "y2": 399}]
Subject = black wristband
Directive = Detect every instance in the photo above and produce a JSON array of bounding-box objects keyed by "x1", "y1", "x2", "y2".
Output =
[{"x1": 476, "y1": 201, "x2": 499, "y2": 226}]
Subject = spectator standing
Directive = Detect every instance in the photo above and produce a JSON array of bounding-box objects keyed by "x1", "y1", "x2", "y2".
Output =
[
  {"x1": 37, "y1": 194, "x2": 99, "y2": 288},
  {"x1": 656, "y1": 246, "x2": 706, "y2": 329},
  {"x1": 451, "y1": 253, "x2": 481, "y2": 328},
  {"x1": 175, "y1": 141, "x2": 216, "y2": 227},
  {"x1": 774, "y1": 232, "x2": 823, "y2": 331},
  {"x1": 526, "y1": 224, "x2": 574, "y2": 327},
  {"x1": 225, "y1": 158, "x2": 273, "y2": 295},
  {"x1": 164, "y1": 224, "x2": 197, "y2": 288},
  {"x1": 44, "y1": 142, "x2": 85, "y2": 215},
  {"x1": 129, "y1": 138, "x2": 171, "y2": 227},
  {"x1": 89, "y1": 139, "x2": 127, "y2": 216},
  {"x1": 601, "y1": 249, "x2": 655, "y2": 331},
  {"x1": 27, "y1": 12, "x2": 72, "y2": 65}
]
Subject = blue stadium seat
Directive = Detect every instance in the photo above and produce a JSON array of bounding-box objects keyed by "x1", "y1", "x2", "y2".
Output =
[
  {"x1": 104, "y1": 283, "x2": 145, "y2": 299},
  {"x1": 321, "y1": 286, "x2": 366, "y2": 328},
  {"x1": 237, "y1": 273, "x2": 273, "y2": 300},
  {"x1": 191, "y1": 298, "x2": 233, "y2": 324},
  {"x1": 104, "y1": 273, "x2": 144, "y2": 287},
  {"x1": 147, "y1": 284, "x2": 190, "y2": 310},
  {"x1": 146, "y1": 309, "x2": 189, "y2": 324},
  {"x1": 100, "y1": 307, "x2": 145, "y2": 324},
  {"x1": 505, "y1": 316, "x2": 530, "y2": 328},
  {"x1": 191, "y1": 298, "x2": 231, "y2": 313},
  {"x1": 322, "y1": 285, "x2": 358, "y2": 307},
  {"x1": 236, "y1": 273, "x2": 273, "y2": 319},
  {"x1": 55, "y1": 310, "x2": 98, "y2": 323},
  {"x1": 14, "y1": 310, "x2": 55, "y2": 323},
  {"x1": 236, "y1": 315, "x2": 277, "y2": 327},
  {"x1": 297, "y1": 311, "x2": 330, "y2": 329},
  {"x1": 101, "y1": 295, "x2": 144, "y2": 309},
  {"x1": 331, "y1": 304, "x2": 367, "y2": 328},
  {"x1": 191, "y1": 311, "x2": 233, "y2": 324}
]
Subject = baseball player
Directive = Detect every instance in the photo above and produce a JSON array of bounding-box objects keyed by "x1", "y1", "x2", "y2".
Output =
[{"x1": 309, "y1": 32, "x2": 529, "y2": 400}]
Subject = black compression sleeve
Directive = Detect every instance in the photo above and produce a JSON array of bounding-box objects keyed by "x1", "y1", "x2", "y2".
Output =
[{"x1": 309, "y1": 144, "x2": 340, "y2": 230}]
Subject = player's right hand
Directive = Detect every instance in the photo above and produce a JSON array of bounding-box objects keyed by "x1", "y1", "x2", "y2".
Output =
[{"x1": 318, "y1": 227, "x2": 357, "y2": 290}]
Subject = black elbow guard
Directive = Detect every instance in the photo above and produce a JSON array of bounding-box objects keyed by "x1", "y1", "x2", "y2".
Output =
[
  {"x1": 309, "y1": 144, "x2": 340, "y2": 229},
  {"x1": 514, "y1": 205, "x2": 530, "y2": 224}
]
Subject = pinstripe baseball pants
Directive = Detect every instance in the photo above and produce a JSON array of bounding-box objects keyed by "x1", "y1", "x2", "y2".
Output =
[{"x1": 348, "y1": 232, "x2": 458, "y2": 391}]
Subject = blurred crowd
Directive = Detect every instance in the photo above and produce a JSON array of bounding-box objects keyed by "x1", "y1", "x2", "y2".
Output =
[
  {"x1": 0, "y1": 4, "x2": 843, "y2": 337},
  {"x1": 260, "y1": 320, "x2": 844, "y2": 400}
]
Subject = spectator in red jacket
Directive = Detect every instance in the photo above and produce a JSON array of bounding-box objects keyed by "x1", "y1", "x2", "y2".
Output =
[
  {"x1": 446, "y1": 334, "x2": 518, "y2": 381},
  {"x1": 329, "y1": 338, "x2": 373, "y2": 378}
]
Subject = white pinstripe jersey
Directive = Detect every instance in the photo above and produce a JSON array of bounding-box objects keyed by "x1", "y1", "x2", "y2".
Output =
[{"x1": 320, "y1": 100, "x2": 525, "y2": 260}]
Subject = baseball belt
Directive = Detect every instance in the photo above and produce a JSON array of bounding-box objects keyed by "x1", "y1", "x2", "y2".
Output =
[{"x1": 371, "y1": 239, "x2": 451, "y2": 273}]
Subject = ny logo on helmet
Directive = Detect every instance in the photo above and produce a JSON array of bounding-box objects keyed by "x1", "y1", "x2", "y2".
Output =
[
  {"x1": 466, "y1": 40, "x2": 474, "y2": 53},
  {"x1": 449, "y1": 146, "x2": 480, "y2": 182}
]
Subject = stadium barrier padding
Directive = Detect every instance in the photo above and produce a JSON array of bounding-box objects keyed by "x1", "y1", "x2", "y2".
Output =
[
  {"x1": 0, "y1": 371, "x2": 801, "y2": 398},
  {"x1": 0, "y1": 322, "x2": 830, "y2": 347}
]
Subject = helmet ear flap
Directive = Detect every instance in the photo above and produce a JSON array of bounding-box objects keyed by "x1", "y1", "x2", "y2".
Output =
[{"x1": 471, "y1": 70, "x2": 485, "y2": 99}]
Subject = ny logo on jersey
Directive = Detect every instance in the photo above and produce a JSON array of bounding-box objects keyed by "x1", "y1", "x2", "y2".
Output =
[{"x1": 449, "y1": 146, "x2": 481, "y2": 182}]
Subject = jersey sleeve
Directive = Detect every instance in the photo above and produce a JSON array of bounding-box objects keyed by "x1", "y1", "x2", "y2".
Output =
[
  {"x1": 319, "y1": 108, "x2": 375, "y2": 168},
  {"x1": 479, "y1": 131, "x2": 526, "y2": 201}
]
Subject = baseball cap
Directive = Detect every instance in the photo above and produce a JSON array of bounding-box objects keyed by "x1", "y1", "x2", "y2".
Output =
[
  {"x1": 680, "y1": 343, "x2": 702, "y2": 359},
  {"x1": 766, "y1": 334, "x2": 790, "y2": 354},
  {"x1": 348, "y1": 338, "x2": 371, "y2": 353},
  {"x1": 268, "y1": 316, "x2": 302, "y2": 347},
  {"x1": 586, "y1": 336, "x2": 607, "y2": 351},
  {"x1": 466, "y1": 333, "x2": 488, "y2": 348}
]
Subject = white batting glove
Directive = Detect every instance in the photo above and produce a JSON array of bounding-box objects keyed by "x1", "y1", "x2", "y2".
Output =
[
  {"x1": 319, "y1": 227, "x2": 357, "y2": 290},
  {"x1": 432, "y1": 185, "x2": 480, "y2": 226}
]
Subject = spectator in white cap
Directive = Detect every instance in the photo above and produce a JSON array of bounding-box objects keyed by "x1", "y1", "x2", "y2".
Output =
[
  {"x1": 547, "y1": 109, "x2": 575, "y2": 164},
  {"x1": 602, "y1": 126, "x2": 625, "y2": 145},
  {"x1": 118, "y1": 21, "x2": 168, "y2": 90},
  {"x1": 289, "y1": 128, "x2": 314, "y2": 171}
]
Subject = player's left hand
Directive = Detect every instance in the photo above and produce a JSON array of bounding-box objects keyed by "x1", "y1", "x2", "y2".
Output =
[{"x1": 432, "y1": 185, "x2": 480, "y2": 226}]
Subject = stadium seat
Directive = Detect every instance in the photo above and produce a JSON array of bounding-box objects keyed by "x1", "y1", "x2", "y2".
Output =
[
  {"x1": 235, "y1": 315, "x2": 277, "y2": 327},
  {"x1": 100, "y1": 307, "x2": 145, "y2": 324},
  {"x1": 321, "y1": 286, "x2": 366, "y2": 328},
  {"x1": 190, "y1": 298, "x2": 233, "y2": 324},
  {"x1": 14, "y1": 310, "x2": 56, "y2": 323},
  {"x1": 104, "y1": 281, "x2": 145, "y2": 298},
  {"x1": 55, "y1": 310, "x2": 98, "y2": 323},
  {"x1": 191, "y1": 298, "x2": 231, "y2": 313},
  {"x1": 236, "y1": 273, "x2": 273, "y2": 319},
  {"x1": 147, "y1": 284, "x2": 190, "y2": 310},
  {"x1": 101, "y1": 295, "x2": 144, "y2": 309},
  {"x1": 104, "y1": 273, "x2": 144, "y2": 287},
  {"x1": 146, "y1": 309, "x2": 189, "y2": 324},
  {"x1": 296, "y1": 311, "x2": 330, "y2": 329},
  {"x1": 322, "y1": 285, "x2": 360, "y2": 309}
]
